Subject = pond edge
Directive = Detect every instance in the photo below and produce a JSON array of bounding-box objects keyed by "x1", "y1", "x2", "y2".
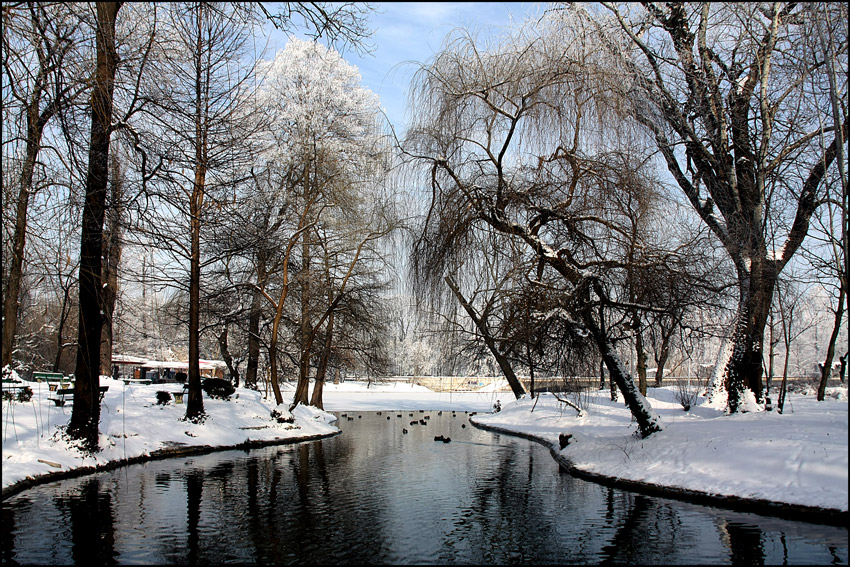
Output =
[
  {"x1": 469, "y1": 418, "x2": 849, "y2": 528},
  {"x1": 1, "y1": 429, "x2": 340, "y2": 502}
]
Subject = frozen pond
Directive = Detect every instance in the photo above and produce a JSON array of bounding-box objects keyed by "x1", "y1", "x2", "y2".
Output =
[{"x1": 2, "y1": 411, "x2": 847, "y2": 564}]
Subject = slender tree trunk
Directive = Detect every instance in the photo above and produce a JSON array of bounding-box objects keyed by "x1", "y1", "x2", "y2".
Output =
[
  {"x1": 817, "y1": 286, "x2": 845, "y2": 401},
  {"x1": 635, "y1": 325, "x2": 647, "y2": 396},
  {"x1": 445, "y1": 275, "x2": 525, "y2": 399},
  {"x1": 53, "y1": 282, "x2": 73, "y2": 372},
  {"x1": 186, "y1": 151, "x2": 206, "y2": 420},
  {"x1": 2, "y1": 61, "x2": 56, "y2": 369},
  {"x1": 309, "y1": 310, "x2": 334, "y2": 410},
  {"x1": 654, "y1": 342, "x2": 670, "y2": 388},
  {"x1": 585, "y1": 313, "x2": 662, "y2": 438},
  {"x1": 293, "y1": 229, "x2": 312, "y2": 407},
  {"x1": 3, "y1": 138, "x2": 40, "y2": 369},
  {"x1": 185, "y1": 3, "x2": 208, "y2": 421},
  {"x1": 218, "y1": 326, "x2": 239, "y2": 386},
  {"x1": 68, "y1": 1, "x2": 121, "y2": 449}
]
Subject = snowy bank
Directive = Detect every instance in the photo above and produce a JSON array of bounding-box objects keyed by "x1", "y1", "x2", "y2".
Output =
[
  {"x1": 2, "y1": 375, "x2": 339, "y2": 497},
  {"x1": 471, "y1": 385, "x2": 848, "y2": 522}
]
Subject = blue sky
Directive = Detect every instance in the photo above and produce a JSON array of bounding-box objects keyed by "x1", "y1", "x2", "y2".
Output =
[{"x1": 265, "y1": 2, "x2": 545, "y2": 135}]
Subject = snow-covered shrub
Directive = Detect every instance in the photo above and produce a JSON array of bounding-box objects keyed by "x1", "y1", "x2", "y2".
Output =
[{"x1": 202, "y1": 378, "x2": 235, "y2": 400}]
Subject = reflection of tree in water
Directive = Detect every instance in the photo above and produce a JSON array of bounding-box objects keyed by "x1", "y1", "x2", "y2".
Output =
[
  {"x1": 54, "y1": 478, "x2": 117, "y2": 565},
  {"x1": 185, "y1": 469, "x2": 203, "y2": 565},
  {"x1": 598, "y1": 492, "x2": 685, "y2": 565},
  {"x1": 1, "y1": 500, "x2": 20, "y2": 563},
  {"x1": 717, "y1": 520, "x2": 765, "y2": 566}
]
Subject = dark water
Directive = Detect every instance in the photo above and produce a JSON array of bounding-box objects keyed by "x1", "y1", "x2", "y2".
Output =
[{"x1": 2, "y1": 411, "x2": 847, "y2": 565}]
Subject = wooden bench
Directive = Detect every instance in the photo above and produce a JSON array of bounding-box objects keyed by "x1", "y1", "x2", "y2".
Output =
[{"x1": 49, "y1": 386, "x2": 109, "y2": 407}]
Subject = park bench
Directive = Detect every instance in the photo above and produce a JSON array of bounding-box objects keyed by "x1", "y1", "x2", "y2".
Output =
[{"x1": 49, "y1": 386, "x2": 109, "y2": 407}]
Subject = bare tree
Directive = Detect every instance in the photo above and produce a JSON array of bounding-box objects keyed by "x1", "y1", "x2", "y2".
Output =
[
  {"x1": 600, "y1": 2, "x2": 848, "y2": 412},
  {"x1": 68, "y1": 1, "x2": 122, "y2": 449},
  {"x1": 2, "y1": 2, "x2": 84, "y2": 369}
]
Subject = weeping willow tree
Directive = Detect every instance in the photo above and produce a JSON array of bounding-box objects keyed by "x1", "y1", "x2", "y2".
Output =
[{"x1": 404, "y1": 15, "x2": 668, "y2": 437}]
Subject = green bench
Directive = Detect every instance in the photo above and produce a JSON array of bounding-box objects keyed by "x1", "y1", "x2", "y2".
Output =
[
  {"x1": 49, "y1": 386, "x2": 109, "y2": 406},
  {"x1": 33, "y1": 371, "x2": 65, "y2": 382},
  {"x1": 33, "y1": 372, "x2": 70, "y2": 391}
]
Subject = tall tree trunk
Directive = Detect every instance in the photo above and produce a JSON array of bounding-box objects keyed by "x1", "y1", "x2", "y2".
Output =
[
  {"x1": 100, "y1": 155, "x2": 123, "y2": 376},
  {"x1": 3, "y1": 132, "x2": 41, "y2": 369},
  {"x1": 68, "y1": 1, "x2": 121, "y2": 449},
  {"x1": 185, "y1": 2, "x2": 208, "y2": 421},
  {"x1": 186, "y1": 161, "x2": 206, "y2": 420},
  {"x1": 445, "y1": 275, "x2": 525, "y2": 399},
  {"x1": 817, "y1": 286, "x2": 845, "y2": 401},
  {"x1": 292, "y1": 229, "x2": 312, "y2": 407},
  {"x1": 245, "y1": 287, "x2": 261, "y2": 390},
  {"x1": 1, "y1": 3, "x2": 72, "y2": 369}
]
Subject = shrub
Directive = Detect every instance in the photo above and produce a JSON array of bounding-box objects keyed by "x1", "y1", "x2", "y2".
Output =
[
  {"x1": 674, "y1": 377, "x2": 703, "y2": 411},
  {"x1": 202, "y1": 378, "x2": 235, "y2": 400},
  {"x1": 156, "y1": 391, "x2": 172, "y2": 405},
  {"x1": 16, "y1": 386, "x2": 33, "y2": 403}
]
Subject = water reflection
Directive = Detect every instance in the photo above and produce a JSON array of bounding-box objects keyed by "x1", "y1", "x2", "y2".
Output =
[
  {"x1": 2, "y1": 412, "x2": 847, "y2": 565},
  {"x1": 54, "y1": 478, "x2": 117, "y2": 565}
]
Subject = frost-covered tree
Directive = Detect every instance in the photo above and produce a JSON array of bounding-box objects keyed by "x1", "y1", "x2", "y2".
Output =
[{"x1": 250, "y1": 38, "x2": 391, "y2": 407}]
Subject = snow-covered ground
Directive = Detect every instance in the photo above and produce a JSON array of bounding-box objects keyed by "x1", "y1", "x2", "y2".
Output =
[
  {"x1": 2, "y1": 372, "x2": 847, "y2": 517},
  {"x1": 472, "y1": 384, "x2": 849, "y2": 514}
]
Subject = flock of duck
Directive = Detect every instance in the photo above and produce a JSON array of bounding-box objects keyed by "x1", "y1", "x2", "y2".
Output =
[{"x1": 338, "y1": 409, "x2": 479, "y2": 444}]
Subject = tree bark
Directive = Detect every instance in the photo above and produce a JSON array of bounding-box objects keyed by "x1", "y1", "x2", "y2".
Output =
[
  {"x1": 292, "y1": 233, "x2": 312, "y2": 407},
  {"x1": 654, "y1": 342, "x2": 670, "y2": 388},
  {"x1": 68, "y1": 1, "x2": 121, "y2": 449},
  {"x1": 725, "y1": 266, "x2": 776, "y2": 412},
  {"x1": 53, "y1": 281, "x2": 73, "y2": 372}
]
